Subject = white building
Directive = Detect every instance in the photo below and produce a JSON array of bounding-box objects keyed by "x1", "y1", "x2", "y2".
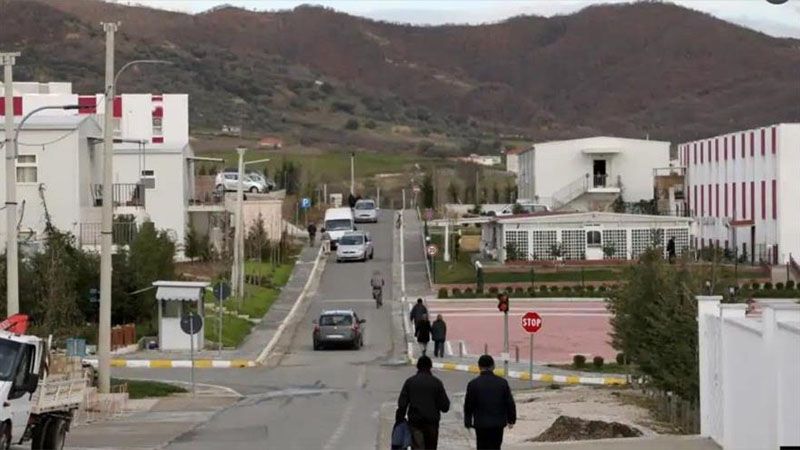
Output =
[
  {"x1": 698, "y1": 297, "x2": 800, "y2": 450},
  {"x1": 481, "y1": 211, "x2": 692, "y2": 263},
  {"x1": 517, "y1": 137, "x2": 670, "y2": 211},
  {"x1": 504, "y1": 147, "x2": 523, "y2": 174},
  {"x1": 680, "y1": 123, "x2": 800, "y2": 265},
  {"x1": 1, "y1": 82, "x2": 208, "y2": 253}
]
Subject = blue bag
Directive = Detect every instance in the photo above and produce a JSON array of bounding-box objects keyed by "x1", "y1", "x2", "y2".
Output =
[{"x1": 391, "y1": 421, "x2": 412, "y2": 449}]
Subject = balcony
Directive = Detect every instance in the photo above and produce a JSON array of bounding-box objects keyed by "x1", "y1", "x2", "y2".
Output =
[
  {"x1": 79, "y1": 221, "x2": 138, "y2": 247},
  {"x1": 91, "y1": 183, "x2": 146, "y2": 208},
  {"x1": 587, "y1": 173, "x2": 621, "y2": 193}
]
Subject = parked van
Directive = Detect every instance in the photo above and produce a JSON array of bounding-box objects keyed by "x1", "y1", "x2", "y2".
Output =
[{"x1": 323, "y1": 207, "x2": 355, "y2": 248}]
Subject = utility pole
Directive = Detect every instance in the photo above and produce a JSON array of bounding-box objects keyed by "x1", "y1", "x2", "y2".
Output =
[
  {"x1": 98, "y1": 22, "x2": 118, "y2": 394},
  {"x1": 475, "y1": 169, "x2": 480, "y2": 204},
  {"x1": 232, "y1": 146, "x2": 246, "y2": 302},
  {"x1": 350, "y1": 152, "x2": 355, "y2": 196},
  {"x1": 2, "y1": 52, "x2": 20, "y2": 317},
  {"x1": 400, "y1": 189, "x2": 406, "y2": 302}
]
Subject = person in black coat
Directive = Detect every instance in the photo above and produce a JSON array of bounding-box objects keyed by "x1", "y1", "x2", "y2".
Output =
[
  {"x1": 415, "y1": 314, "x2": 431, "y2": 356},
  {"x1": 431, "y1": 314, "x2": 447, "y2": 358},
  {"x1": 463, "y1": 355, "x2": 517, "y2": 450},
  {"x1": 396, "y1": 356, "x2": 451, "y2": 450},
  {"x1": 410, "y1": 298, "x2": 428, "y2": 332}
]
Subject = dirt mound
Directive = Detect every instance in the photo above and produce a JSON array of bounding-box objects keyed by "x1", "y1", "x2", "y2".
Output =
[{"x1": 530, "y1": 415, "x2": 643, "y2": 442}]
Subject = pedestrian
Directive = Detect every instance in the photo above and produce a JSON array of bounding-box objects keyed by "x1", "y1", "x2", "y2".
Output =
[
  {"x1": 395, "y1": 355, "x2": 450, "y2": 450},
  {"x1": 667, "y1": 236, "x2": 676, "y2": 263},
  {"x1": 431, "y1": 314, "x2": 447, "y2": 358},
  {"x1": 320, "y1": 227, "x2": 330, "y2": 254},
  {"x1": 415, "y1": 314, "x2": 431, "y2": 356},
  {"x1": 463, "y1": 355, "x2": 517, "y2": 450},
  {"x1": 410, "y1": 298, "x2": 428, "y2": 331},
  {"x1": 307, "y1": 222, "x2": 317, "y2": 247}
]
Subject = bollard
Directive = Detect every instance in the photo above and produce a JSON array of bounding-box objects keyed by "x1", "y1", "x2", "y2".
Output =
[
  {"x1": 484, "y1": 343, "x2": 488, "y2": 355},
  {"x1": 515, "y1": 345, "x2": 519, "y2": 363},
  {"x1": 459, "y1": 341, "x2": 465, "y2": 358}
]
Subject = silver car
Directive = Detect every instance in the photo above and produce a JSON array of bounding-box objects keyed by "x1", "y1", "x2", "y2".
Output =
[
  {"x1": 313, "y1": 310, "x2": 365, "y2": 350},
  {"x1": 335, "y1": 231, "x2": 373, "y2": 262},
  {"x1": 353, "y1": 199, "x2": 379, "y2": 223},
  {"x1": 214, "y1": 171, "x2": 268, "y2": 193}
]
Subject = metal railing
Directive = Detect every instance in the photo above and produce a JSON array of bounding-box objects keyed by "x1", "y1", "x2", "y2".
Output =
[
  {"x1": 79, "y1": 222, "x2": 138, "y2": 247},
  {"x1": 551, "y1": 173, "x2": 590, "y2": 210},
  {"x1": 90, "y1": 183, "x2": 146, "y2": 208}
]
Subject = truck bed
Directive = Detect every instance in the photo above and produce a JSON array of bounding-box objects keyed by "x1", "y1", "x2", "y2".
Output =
[{"x1": 30, "y1": 375, "x2": 87, "y2": 414}]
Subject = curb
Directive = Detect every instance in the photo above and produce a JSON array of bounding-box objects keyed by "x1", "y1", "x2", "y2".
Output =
[
  {"x1": 83, "y1": 358, "x2": 257, "y2": 369},
  {"x1": 425, "y1": 360, "x2": 627, "y2": 386},
  {"x1": 255, "y1": 244, "x2": 326, "y2": 364}
]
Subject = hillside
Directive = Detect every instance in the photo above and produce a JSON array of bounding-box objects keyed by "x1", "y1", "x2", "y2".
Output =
[{"x1": 1, "y1": 0, "x2": 798, "y2": 148}]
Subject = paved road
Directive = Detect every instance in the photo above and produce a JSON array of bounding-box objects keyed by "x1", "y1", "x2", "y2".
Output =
[{"x1": 111, "y1": 211, "x2": 509, "y2": 450}]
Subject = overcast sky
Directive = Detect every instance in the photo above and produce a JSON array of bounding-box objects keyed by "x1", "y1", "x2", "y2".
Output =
[{"x1": 117, "y1": 0, "x2": 800, "y2": 38}]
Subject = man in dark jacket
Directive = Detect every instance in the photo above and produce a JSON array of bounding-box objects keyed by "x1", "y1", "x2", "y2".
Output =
[
  {"x1": 431, "y1": 314, "x2": 447, "y2": 358},
  {"x1": 415, "y1": 314, "x2": 431, "y2": 356},
  {"x1": 410, "y1": 298, "x2": 428, "y2": 331},
  {"x1": 307, "y1": 223, "x2": 317, "y2": 247},
  {"x1": 396, "y1": 356, "x2": 451, "y2": 450},
  {"x1": 463, "y1": 355, "x2": 517, "y2": 450}
]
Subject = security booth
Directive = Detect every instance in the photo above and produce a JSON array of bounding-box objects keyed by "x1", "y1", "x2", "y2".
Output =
[{"x1": 153, "y1": 281, "x2": 209, "y2": 351}]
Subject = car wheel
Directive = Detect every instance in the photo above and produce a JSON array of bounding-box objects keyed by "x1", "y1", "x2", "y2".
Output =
[
  {"x1": 369, "y1": 250, "x2": 374, "y2": 260},
  {"x1": 352, "y1": 338, "x2": 360, "y2": 350},
  {"x1": 42, "y1": 418, "x2": 67, "y2": 450},
  {"x1": 313, "y1": 340, "x2": 320, "y2": 351},
  {"x1": 0, "y1": 421, "x2": 10, "y2": 450},
  {"x1": 249, "y1": 186, "x2": 258, "y2": 193}
]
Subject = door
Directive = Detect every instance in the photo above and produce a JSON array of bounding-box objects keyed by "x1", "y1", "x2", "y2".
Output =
[
  {"x1": 593, "y1": 160, "x2": 607, "y2": 187},
  {"x1": 8, "y1": 343, "x2": 35, "y2": 443}
]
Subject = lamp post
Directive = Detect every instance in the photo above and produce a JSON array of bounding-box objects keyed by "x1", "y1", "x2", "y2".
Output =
[
  {"x1": 2, "y1": 51, "x2": 20, "y2": 317},
  {"x1": 98, "y1": 20, "x2": 173, "y2": 394}
]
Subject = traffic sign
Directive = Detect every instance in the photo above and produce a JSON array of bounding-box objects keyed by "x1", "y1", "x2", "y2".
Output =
[
  {"x1": 180, "y1": 312, "x2": 203, "y2": 335},
  {"x1": 426, "y1": 244, "x2": 439, "y2": 257},
  {"x1": 213, "y1": 281, "x2": 231, "y2": 301},
  {"x1": 521, "y1": 311, "x2": 543, "y2": 333},
  {"x1": 301, "y1": 197, "x2": 311, "y2": 209}
]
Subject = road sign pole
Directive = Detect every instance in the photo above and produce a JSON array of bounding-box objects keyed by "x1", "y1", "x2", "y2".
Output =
[
  {"x1": 190, "y1": 317, "x2": 195, "y2": 398},
  {"x1": 218, "y1": 283, "x2": 223, "y2": 356},
  {"x1": 503, "y1": 310, "x2": 509, "y2": 377},
  {"x1": 529, "y1": 333, "x2": 534, "y2": 388}
]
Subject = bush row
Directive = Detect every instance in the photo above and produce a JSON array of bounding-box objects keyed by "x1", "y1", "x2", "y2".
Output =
[
  {"x1": 438, "y1": 284, "x2": 619, "y2": 299},
  {"x1": 747, "y1": 280, "x2": 797, "y2": 291}
]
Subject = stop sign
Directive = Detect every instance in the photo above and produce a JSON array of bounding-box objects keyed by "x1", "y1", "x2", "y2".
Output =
[{"x1": 521, "y1": 311, "x2": 542, "y2": 333}]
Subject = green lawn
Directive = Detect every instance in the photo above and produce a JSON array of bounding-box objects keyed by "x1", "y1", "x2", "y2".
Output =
[
  {"x1": 433, "y1": 254, "x2": 621, "y2": 284},
  {"x1": 111, "y1": 378, "x2": 187, "y2": 399},
  {"x1": 204, "y1": 314, "x2": 253, "y2": 349}
]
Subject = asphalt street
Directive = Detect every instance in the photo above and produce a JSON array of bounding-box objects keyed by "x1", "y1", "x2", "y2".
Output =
[{"x1": 105, "y1": 210, "x2": 519, "y2": 449}]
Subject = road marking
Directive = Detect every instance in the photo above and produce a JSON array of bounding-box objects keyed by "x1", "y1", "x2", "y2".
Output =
[
  {"x1": 322, "y1": 398, "x2": 356, "y2": 450},
  {"x1": 83, "y1": 358, "x2": 257, "y2": 369},
  {"x1": 418, "y1": 360, "x2": 627, "y2": 385},
  {"x1": 435, "y1": 312, "x2": 612, "y2": 318}
]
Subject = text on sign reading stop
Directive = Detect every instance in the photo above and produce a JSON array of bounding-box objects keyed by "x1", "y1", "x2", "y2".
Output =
[{"x1": 521, "y1": 311, "x2": 542, "y2": 333}]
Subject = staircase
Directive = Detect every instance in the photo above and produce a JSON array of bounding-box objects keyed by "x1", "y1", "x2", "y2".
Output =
[
  {"x1": 551, "y1": 174, "x2": 590, "y2": 210},
  {"x1": 550, "y1": 173, "x2": 621, "y2": 212}
]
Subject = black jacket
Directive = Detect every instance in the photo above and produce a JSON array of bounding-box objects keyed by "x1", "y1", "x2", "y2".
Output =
[
  {"x1": 463, "y1": 371, "x2": 517, "y2": 429},
  {"x1": 410, "y1": 303, "x2": 428, "y2": 323},
  {"x1": 431, "y1": 319, "x2": 447, "y2": 341},
  {"x1": 415, "y1": 320, "x2": 431, "y2": 343},
  {"x1": 395, "y1": 371, "x2": 450, "y2": 425}
]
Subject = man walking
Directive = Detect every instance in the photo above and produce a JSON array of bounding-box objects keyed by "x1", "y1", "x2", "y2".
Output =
[
  {"x1": 431, "y1": 314, "x2": 447, "y2": 358},
  {"x1": 396, "y1": 356, "x2": 450, "y2": 450},
  {"x1": 464, "y1": 355, "x2": 517, "y2": 450},
  {"x1": 307, "y1": 222, "x2": 317, "y2": 247},
  {"x1": 415, "y1": 314, "x2": 431, "y2": 356},
  {"x1": 667, "y1": 236, "x2": 676, "y2": 263},
  {"x1": 410, "y1": 298, "x2": 428, "y2": 331}
]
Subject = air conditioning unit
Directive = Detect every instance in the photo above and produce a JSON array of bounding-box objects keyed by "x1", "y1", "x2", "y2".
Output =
[{"x1": 140, "y1": 169, "x2": 155, "y2": 188}]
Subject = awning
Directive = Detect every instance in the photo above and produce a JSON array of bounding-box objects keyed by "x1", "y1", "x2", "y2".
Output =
[
  {"x1": 582, "y1": 147, "x2": 621, "y2": 154},
  {"x1": 155, "y1": 286, "x2": 204, "y2": 302}
]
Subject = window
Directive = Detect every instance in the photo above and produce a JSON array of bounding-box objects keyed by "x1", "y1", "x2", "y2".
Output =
[
  {"x1": 504, "y1": 230, "x2": 529, "y2": 260},
  {"x1": 586, "y1": 230, "x2": 602, "y2": 247},
  {"x1": 162, "y1": 301, "x2": 182, "y2": 318},
  {"x1": 561, "y1": 230, "x2": 584, "y2": 260},
  {"x1": 320, "y1": 314, "x2": 352, "y2": 326},
  {"x1": 16, "y1": 154, "x2": 37, "y2": 183}
]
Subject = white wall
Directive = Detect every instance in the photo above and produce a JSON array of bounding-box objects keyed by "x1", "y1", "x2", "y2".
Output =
[
  {"x1": 776, "y1": 124, "x2": 800, "y2": 263},
  {"x1": 698, "y1": 297, "x2": 800, "y2": 449},
  {"x1": 521, "y1": 137, "x2": 669, "y2": 206},
  {"x1": 506, "y1": 153, "x2": 519, "y2": 174}
]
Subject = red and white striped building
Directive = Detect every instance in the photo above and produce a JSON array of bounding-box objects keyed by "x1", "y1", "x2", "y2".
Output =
[{"x1": 679, "y1": 123, "x2": 800, "y2": 265}]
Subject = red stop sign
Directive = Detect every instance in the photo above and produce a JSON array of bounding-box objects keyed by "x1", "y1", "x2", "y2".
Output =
[{"x1": 521, "y1": 311, "x2": 542, "y2": 333}]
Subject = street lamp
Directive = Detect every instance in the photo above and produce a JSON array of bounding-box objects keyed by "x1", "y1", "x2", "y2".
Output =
[{"x1": 98, "y1": 21, "x2": 174, "y2": 395}]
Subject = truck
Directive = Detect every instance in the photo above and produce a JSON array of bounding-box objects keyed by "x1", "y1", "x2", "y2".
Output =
[{"x1": 0, "y1": 314, "x2": 87, "y2": 450}]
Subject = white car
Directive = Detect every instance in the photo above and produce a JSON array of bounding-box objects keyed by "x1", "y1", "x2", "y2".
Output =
[
  {"x1": 353, "y1": 199, "x2": 379, "y2": 223},
  {"x1": 336, "y1": 231, "x2": 374, "y2": 262},
  {"x1": 214, "y1": 171, "x2": 268, "y2": 193}
]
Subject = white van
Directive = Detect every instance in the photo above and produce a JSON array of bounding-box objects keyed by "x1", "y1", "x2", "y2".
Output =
[{"x1": 323, "y1": 207, "x2": 355, "y2": 248}]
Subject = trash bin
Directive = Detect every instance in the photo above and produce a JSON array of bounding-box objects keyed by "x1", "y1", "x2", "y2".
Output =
[{"x1": 65, "y1": 338, "x2": 87, "y2": 357}]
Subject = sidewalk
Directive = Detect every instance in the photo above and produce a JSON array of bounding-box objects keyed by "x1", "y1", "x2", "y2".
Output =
[
  {"x1": 87, "y1": 244, "x2": 324, "y2": 368},
  {"x1": 66, "y1": 396, "x2": 239, "y2": 449}
]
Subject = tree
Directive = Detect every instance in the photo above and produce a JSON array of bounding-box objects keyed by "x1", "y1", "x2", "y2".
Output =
[
  {"x1": 503, "y1": 182, "x2": 516, "y2": 203},
  {"x1": 246, "y1": 213, "x2": 269, "y2": 260},
  {"x1": 607, "y1": 249, "x2": 700, "y2": 401},
  {"x1": 491, "y1": 182, "x2": 500, "y2": 203},
  {"x1": 447, "y1": 182, "x2": 459, "y2": 203},
  {"x1": 421, "y1": 173, "x2": 435, "y2": 209},
  {"x1": 344, "y1": 118, "x2": 359, "y2": 130},
  {"x1": 128, "y1": 222, "x2": 176, "y2": 327}
]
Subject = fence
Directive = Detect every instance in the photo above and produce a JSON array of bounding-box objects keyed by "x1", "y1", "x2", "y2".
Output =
[
  {"x1": 79, "y1": 221, "x2": 138, "y2": 247},
  {"x1": 698, "y1": 296, "x2": 800, "y2": 449},
  {"x1": 90, "y1": 183, "x2": 146, "y2": 208},
  {"x1": 111, "y1": 323, "x2": 137, "y2": 350},
  {"x1": 646, "y1": 389, "x2": 699, "y2": 434}
]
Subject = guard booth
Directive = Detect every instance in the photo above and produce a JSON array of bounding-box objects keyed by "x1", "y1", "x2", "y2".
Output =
[{"x1": 153, "y1": 281, "x2": 209, "y2": 351}]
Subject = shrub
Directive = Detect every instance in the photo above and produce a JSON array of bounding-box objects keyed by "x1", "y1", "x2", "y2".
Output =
[
  {"x1": 514, "y1": 287, "x2": 524, "y2": 295},
  {"x1": 344, "y1": 119, "x2": 359, "y2": 130},
  {"x1": 527, "y1": 286, "x2": 537, "y2": 296},
  {"x1": 488, "y1": 286, "x2": 499, "y2": 294},
  {"x1": 464, "y1": 287, "x2": 473, "y2": 294},
  {"x1": 598, "y1": 285, "x2": 607, "y2": 292},
  {"x1": 452, "y1": 288, "x2": 462, "y2": 297},
  {"x1": 787, "y1": 280, "x2": 795, "y2": 289},
  {"x1": 616, "y1": 352, "x2": 627, "y2": 365},
  {"x1": 550, "y1": 285, "x2": 560, "y2": 292},
  {"x1": 751, "y1": 282, "x2": 761, "y2": 290},
  {"x1": 438, "y1": 287, "x2": 449, "y2": 299},
  {"x1": 593, "y1": 356, "x2": 605, "y2": 369},
  {"x1": 573, "y1": 354, "x2": 587, "y2": 369},
  {"x1": 776, "y1": 282, "x2": 785, "y2": 290},
  {"x1": 548, "y1": 383, "x2": 561, "y2": 390},
  {"x1": 585, "y1": 285, "x2": 595, "y2": 292},
  {"x1": 764, "y1": 282, "x2": 773, "y2": 290},
  {"x1": 561, "y1": 285, "x2": 572, "y2": 292},
  {"x1": 539, "y1": 285, "x2": 550, "y2": 293},
  {"x1": 365, "y1": 120, "x2": 377, "y2": 129}
]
